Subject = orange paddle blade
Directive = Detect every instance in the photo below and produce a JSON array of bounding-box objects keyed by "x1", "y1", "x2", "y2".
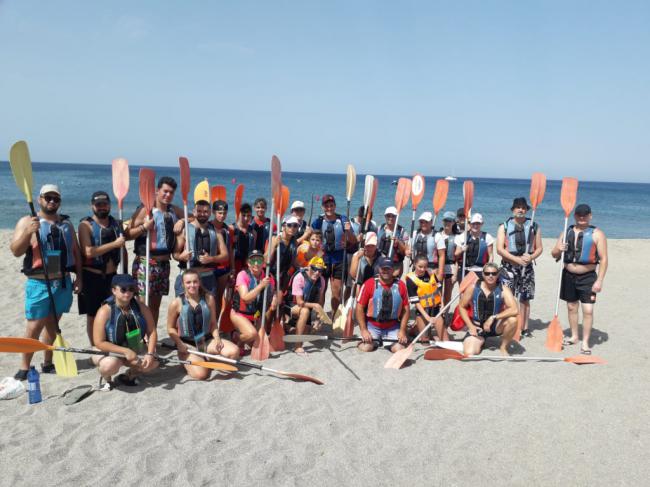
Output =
[
  {"x1": 463, "y1": 180, "x2": 474, "y2": 216},
  {"x1": 111, "y1": 158, "x2": 129, "y2": 208},
  {"x1": 219, "y1": 292, "x2": 234, "y2": 333},
  {"x1": 139, "y1": 169, "x2": 156, "y2": 213},
  {"x1": 251, "y1": 324, "x2": 271, "y2": 361},
  {"x1": 280, "y1": 372, "x2": 324, "y2": 385},
  {"x1": 411, "y1": 173, "x2": 425, "y2": 209},
  {"x1": 193, "y1": 361, "x2": 238, "y2": 372},
  {"x1": 271, "y1": 155, "x2": 282, "y2": 198},
  {"x1": 383, "y1": 343, "x2": 414, "y2": 369},
  {"x1": 545, "y1": 315, "x2": 564, "y2": 352},
  {"x1": 529, "y1": 172, "x2": 547, "y2": 209},
  {"x1": 269, "y1": 317, "x2": 286, "y2": 352},
  {"x1": 423, "y1": 348, "x2": 465, "y2": 361},
  {"x1": 433, "y1": 179, "x2": 449, "y2": 215},
  {"x1": 0, "y1": 337, "x2": 53, "y2": 354},
  {"x1": 564, "y1": 354, "x2": 607, "y2": 365},
  {"x1": 211, "y1": 185, "x2": 227, "y2": 203},
  {"x1": 179, "y1": 156, "x2": 190, "y2": 204},
  {"x1": 395, "y1": 178, "x2": 411, "y2": 212},
  {"x1": 234, "y1": 184, "x2": 245, "y2": 218},
  {"x1": 560, "y1": 177, "x2": 578, "y2": 217},
  {"x1": 278, "y1": 185, "x2": 290, "y2": 217}
]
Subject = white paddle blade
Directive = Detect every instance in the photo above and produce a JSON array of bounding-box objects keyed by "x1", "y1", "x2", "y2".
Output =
[
  {"x1": 346, "y1": 164, "x2": 357, "y2": 200},
  {"x1": 363, "y1": 175, "x2": 375, "y2": 208}
]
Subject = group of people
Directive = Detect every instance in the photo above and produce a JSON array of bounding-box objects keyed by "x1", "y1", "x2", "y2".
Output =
[{"x1": 9, "y1": 175, "x2": 608, "y2": 388}]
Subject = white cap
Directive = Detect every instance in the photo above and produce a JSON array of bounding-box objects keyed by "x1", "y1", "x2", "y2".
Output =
[
  {"x1": 291, "y1": 201, "x2": 305, "y2": 210},
  {"x1": 384, "y1": 206, "x2": 398, "y2": 216},
  {"x1": 418, "y1": 211, "x2": 433, "y2": 222},
  {"x1": 39, "y1": 184, "x2": 61, "y2": 196},
  {"x1": 470, "y1": 213, "x2": 484, "y2": 224},
  {"x1": 365, "y1": 232, "x2": 378, "y2": 246},
  {"x1": 283, "y1": 216, "x2": 300, "y2": 225}
]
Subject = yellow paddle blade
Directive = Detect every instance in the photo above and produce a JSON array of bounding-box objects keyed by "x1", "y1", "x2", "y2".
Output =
[
  {"x1": 194, "y1": 179, "x2": 210, "y2": 205},
  {"x1": 9, "y1": 141, "x2": 34, "y2": 204},
  {"x1": 317, "y1": 308, "x2": 333, "y2": 325},
  {"x1": 52, "y1": 334, "x2": 78, "y2": 377},
  {"x1": 332, "y1": 309, "x2": 346, "y2": 332}
]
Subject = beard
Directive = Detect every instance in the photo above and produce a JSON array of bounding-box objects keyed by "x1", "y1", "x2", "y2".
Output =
[
  {"x1": 196, "y1": 215, "x2": 209, "y2": 224},
  {"x1": 93, "y1": 209, "x2": 110, "y2": 219},
  {"x1": 42, "y1": 206, "x2": 58, "y2": 216}
]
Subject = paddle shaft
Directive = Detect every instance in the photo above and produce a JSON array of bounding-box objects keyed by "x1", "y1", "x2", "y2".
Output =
[
  {"x1": 145, "y1": 214, "x2": 151, "y2": 306},
  {"x1": 554, "y1": 217, "x2": 570, "y2": 316},
  {"x1": 260, "y1": 197, "x2": 275, "y2": 330},
  {"x1": 183, "y1": 202, "x2": 190, "y2": 253},
  {"x1": 118, "y1": 206, "x2": 128, "y2": 274},
  {"x1": 276, "y1": 212, "x2": 282, "y2": 321},
  {"x1": 520, "y1": 208, "x2": 537, "y2": 281},
  {"x1": 387, "y1": 211, "x2": 402, "y2": 259},
  {"x1": 308, "y1": 193, "x2": 314, "y2": 226},
  {"x1": 341, "y1": 199, "x2": 351, "y2": 304},
  {"x1": 461, "y1": 217, "x2": 469, "y2": 278},
  {"x1": 191, "y1": 349, "x2": 283, "y2": 374},
  {"x1": 408, "y1": 288, "x2": 462, "y2": 345},
  {"x1": 461, "y1": 355, "x2": 569, "y2": 362}
]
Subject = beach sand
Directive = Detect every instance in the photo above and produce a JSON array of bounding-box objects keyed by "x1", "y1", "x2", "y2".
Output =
[{"x1": 0, "y1": 230, "x2": 648, "y2": 486}]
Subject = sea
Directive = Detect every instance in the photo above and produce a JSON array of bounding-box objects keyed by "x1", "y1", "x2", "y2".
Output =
[{"x1": 1, "y1": 162, "x2": 649, "y2": 238}]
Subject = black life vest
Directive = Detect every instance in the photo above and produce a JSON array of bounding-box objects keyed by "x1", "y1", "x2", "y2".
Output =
[
  {"x1": 471, "y1": 283, "x2": 504, "y2": 324},
  {"x1": 377, "y1": 223, "x2": 405, "y2": 260},
  {"x1": 251, "y1": 217, "x2": 271, "y2": 252},
  {"x1": 465, "y1": 232, "x2": 489, "y2": 266},
  {"x1": 564, "y1": 225, "x2": 599, "y2": 265},
  {"x1": 134, "y1": 205, "x2": 178, "y2": 256},
  {"x1": 233, "y1": 226, "x2": 255, "y2": 261},
  {"x1": 504, "y1": 217, "x2": 537, "y2": 256},
  {"x1": 22, "y1": 216, "x2": 76, "y2": 276},
  {"x1": 81, "y1": 216, "x2": 121, "y2": 271}
]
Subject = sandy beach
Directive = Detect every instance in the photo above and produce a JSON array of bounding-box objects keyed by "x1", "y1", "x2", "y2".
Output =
[{"x1": 1, "y1": 229, "x2": 648, "y2": 486}]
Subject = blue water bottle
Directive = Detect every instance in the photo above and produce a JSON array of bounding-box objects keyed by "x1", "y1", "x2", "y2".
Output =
[{"x1": 27, "y1": 366, "x2": 42, "y2": 404}]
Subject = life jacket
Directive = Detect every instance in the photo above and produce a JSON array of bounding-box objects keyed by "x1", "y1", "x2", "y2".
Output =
[
  {"x1": 504, "y1": 217, "x2": 537, "y2": 256},
  {"x1": 366, "y1": 277, "x2": 403, "y2": 322},
  {"x1": 213, "y1": 223, "x2": 234, "y2": 270},
  {"x1": 233, "y1": 226, "x2": 255, "y2": 261},
  {"x1": 271, "y1": 236, "x2": 297, "y2": 276},
  {"x1": 465, "y1": 232, "x2": 489, "y2": 266},
  {"x1": 178, "y1": 295, "x2": 211, "y2": 341},
  {"x1": 134, "y1": 205, "x2": 178, "y2": 256},
  {"x1": 564, "y1": 225, "x2": 599, "y2": 265},
  {"x1": 406, "y1": 272, "x2": 441, "y2": 308},
  {"x1": 413, "y1": 231, "x2": 438, "y2": 264},
  {"x1": 316, "y1": 214, "x2": 346, "y2": 254},
  {"x1": 232, "y1": 269, "x2": 273, "y2": 317},
  {"x1": 251, "y1": 217, "x2": 271, "y2": 252},
  {"x1": 187, "y1": 223, "x2": 219, "y2": 268},
  {"x1": 357, "y1": 254, "x2": 379, "y2": 283},
  {"x1": 442, "y1": 231, "x2": 456, "y2": 265},
  {"x1": 81, "y1": 216, "x2": 121, "y2": 271},
  {"x1": 289, "y1": 269, "x2": 322, "y2": 305},
  {"x1": 377, "y1": 223, "x2": 405, "y2": 261},
  {"x1": 103, "y1": 296, "x2": 147, "y2": 348},
  {"x1": 22, "y1": 216, "x2": 76, "y2": 276},
  {"x1": 471, "y1": 283, "x2": 504, "y2": 324},
  {"x1": 296, "y1": 220, "x2": 307, "y2": 239}
]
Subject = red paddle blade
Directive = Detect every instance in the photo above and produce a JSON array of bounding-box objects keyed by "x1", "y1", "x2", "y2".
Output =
[
  {"x1": 545, "y1": 315, "x2": 564, "y2": 352},
  {"x1": 395, "y1": 178, "x2": 412, "y2": 212},
  {"x1": 411, "y1": 173, "x2": 425, "y2": 210},
  {"x1": 529, "y1": 172, "x2": 547, "y2": 209},
  {"x1": 564, "y1": 354, "x2": 607, "y2": 365},
  {"x1": 211, "y1": 185, "x2": 227, "y2": 203},
  {"x1": 139, "y1": 168, "x2": 156, "y2": 213},
  {"x1": 433, "y1": 179, "x2": 449, "y2": 215},
  {"x1": 0, "y1": 336, "x2": 52, "y2": 354},
  {"x1": 269, "y1": 317, "x2": 286, "y2": 352},
  {"x1": 251, "y1": 324, "x2": 271, "y2": 361},
  {"x1": 271, "y1": 155, "x2": 282, "y2": 198},
  {"x1": 111, "y1": 158, "x2": 129, "y2": 208},
  {"x1": 459, "y1": 271, "x2": 479, "y2": 293},
  {"x1": 179, "y1": 156, "x2": 190, "y2": 204},
  {"x1": 278, "y1": 185, "x2": 290, "y2": 217},
  {"x1": 560, "y1": 177, "x2": 578, "y2": 217},
  {"x1": 219, "y1": 292, "x2": 234, "y2": 333},
  {"x1": 234, "y1": 184, "x2": 245, "y2": 219},
  {"x1": 463, "y1": 180, "x2": 474, "y2": 216},
  {"x1": 423, "y1": 348, "x2": 466, "y2": 361}
]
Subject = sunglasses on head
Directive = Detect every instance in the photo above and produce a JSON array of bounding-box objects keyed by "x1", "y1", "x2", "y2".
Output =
[
  {"x1": 483, "y1": 271, "x2": 499, "y2": 277},
  {"x1": 310, "y1": 266, "x2": 324, "y2": 273},
  {"x1": 43, "y1": 195, "x2": 61, "y2": 203}
]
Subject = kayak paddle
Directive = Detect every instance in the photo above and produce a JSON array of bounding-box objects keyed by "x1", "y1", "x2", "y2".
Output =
[
  {"x1": 407, "y1": 173, "x2": 426, "y2": 266},
  {"x1": 138, "y1": 168, "x2": 156, "y2": 306},
  {"x1": 179, "y1": 156, "x2": 191, "y2": 255},
  {"x1": 387, "y1": 177, "x2": 411, "y2": 259},
  {"x1": 460, "y1": 180, "x2": 474, "y2": 279},
  {"x1": 423, "y1": 348, "x2": 606, "y2": 365},
  {"x1": 234, "y1": 184, "x2": 245, "y2": 220},
  {"x1": 111, "y1": 157, "x2": 130, "y2": 273}
]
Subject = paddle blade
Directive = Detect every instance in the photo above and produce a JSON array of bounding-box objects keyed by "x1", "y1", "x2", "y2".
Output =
[
  {"x1": 564, "y1": 355, "x2": 607, "y2": 365},
  {"x1": 52, "y1": 334, "x2": 78, "y2": 377},
  {"x1": 111, "y1": 158, "x2": 130, "y2": 208},
  {"x1": 277, "y1": 185, "x2": 290, "y2": 217},
  {"x1": 219, "y1": 292, "x2": 234, "y2": 333},
  {"x1": 332, "y1": 308, "x2": 346, "y2": 333},
  {"x1": 529, "y1": 172, "x2": 546, "y2": 210},
  {"x1": 211, "y1": 185, "x2": 227, "y2": 203},
  {"x1": 458, "y1": 271, "x2": 479, "y2": 293},
  {"x1": 269, "y1": 317, "x2": 286, "y2": 352},
  {"x1": 395, "y1": 178, "x2": 412, "y2": 212},
  {"x1": 383, "y1": 343, "x2": 414, "y2": 369},
  {"x1": 138, "y1": 169, "x2": 156, "y2": 213},
  {"x1": 193, "y1": 361, "x2": 238, "y2": 372},
  {"x1": 0, "y1": 337, "x2": 52, "y2": 354},
  {"x1": 279, "y1": 372, "x2": 324, "y2": 385},
  {"x1": 271, "y1": 155, "x2": 282, "y2": 197},
  {"x1": 545, "y1": 315, "x2": 564, "y2": 352},
  {"x1": 317, "y1": 307, "x2": 332, "y2": 325},
  {"x1": 433, "y1": 179, "x2": 449, "y2": 214},
  {"x1": 363, "y1": 175, "x2": 375, "y2": 208},
  {"x1": 560, "y1": 177, "x2": 579, "y2": 217},
  {"x1": 251, "y1": 324, "x2": 270, "y2": 361},
  {"x1": 423, "y1": 348, "x2": 466, "y2": 361},
  {"x1": 9, "y1": 141, "x2": 34, "y2": 203},
  {"x1": 463, "y1": 180, "x2": 475, "y2": 215},
  {"x1": 194, "y1": 180, "x2": 210, "y2": 205},
  {"x1": 346, "y1": 164, "x2": 357, "y2": 200},
  {"x1": 343, "y1": 306, "x2": 355, "y2": 338},
  {"x1": 411, "y1": 173, "x2": 425, "y2": 209},
  {"x1": 179, "y1": 156, "x2": 190, "y2": 203},
  {"x1": 234, "y1": 184, "x2": 245, "y2": 218},
  {"x1": 365, "y1": 178, "x2": 379, "y2": 226}
]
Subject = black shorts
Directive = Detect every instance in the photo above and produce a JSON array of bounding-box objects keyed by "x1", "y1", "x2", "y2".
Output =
[
  {"x1": 417, "y1": 305, "x2": 440, "y2": 320},
  {"x1": 463, "y1": 320, "x2": 501, "y2": 340},
  {"x1": 324, "y1": 261, "x2": 344, "y2": 280},
  {"x1": 78, "y1": 270, "x2": 115, "y2": 316},
  {"x1": 560, "y1": 269, "x2": 597, "y2": 304}
]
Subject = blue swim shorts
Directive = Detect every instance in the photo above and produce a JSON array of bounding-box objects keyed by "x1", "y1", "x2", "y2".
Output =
[{"x1": 25, "y1": 275, "x2": 73, "y2": 320}]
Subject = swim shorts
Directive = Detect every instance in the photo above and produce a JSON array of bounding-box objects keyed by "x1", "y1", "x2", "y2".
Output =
[
  {"x1": 25, "y1": 275, "x2": 73, "y2": 320},
  {"x1": 462, "y1": 319, "x2": 502, "y2": 341},
  {"x1": 324, "y1": 261, "x2": 344, "y2": 280},
  {"x1": 500, "y1": 261, "x2": 535, "y2": 301},
  {"x1": 133, "y1": 257, "x2": 170, "y2": 297},
  {"x1": 367, "y1": 322, "x2": 400, "y2": 340},
  {"x1": 78, "y1": 270, "x2": 115, "y2": 316},
  {"x1": 560, "y1": 269, "x2": 597, "y2": 304}
]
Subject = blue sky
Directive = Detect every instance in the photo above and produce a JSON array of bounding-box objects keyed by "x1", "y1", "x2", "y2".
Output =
[{"x1": 1, "y1": 1, "x2": 649, "y2": 182}]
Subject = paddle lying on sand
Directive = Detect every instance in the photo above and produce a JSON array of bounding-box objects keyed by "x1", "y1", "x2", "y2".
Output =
[
  {"x1": 407, "y1": 173, "x2": 426, "y2": 264},
  {"x1": 384, "y1": 271, "x2": 479, "y2": 369},
  {"x1": 138, "y1": 168, "x2": 156, "y2": 306},
  {"x1": 423, "y1": 348, "x2": 606, "y2": 365},
  {"x1": 460, "y1": 180, "x2": 475, "y2": 278},
  {"x1": 191, "y1": 349, "x2": 324, "y2": 385},
  {"x1": 269, "y1": 185, "x2": 290, "y2": 352},
  {"x1": 387, "y1": 178, "x2": 412, "y2": 259},
  {"x1": 0, "y1": 337, "x2": 237, "y2": 372},
  {"x1": 234, "y1": 184, "x2": 245, "y2": 219},
  {"x1": 283, "y1": 334, "x2": 465, "y2": 351},
  {"x1": 111, "y1": 157, "x2": 130, "y2": 273},
  {"x1": 9, "y1": 141, "x2": 77, "y2": 378},
  {"x1": 179, "y1": 157, "x2": 191, "y2": 254},
  {"x1": 211, "y1": 185, "x2": 227, "y2": 204},
  {"x1": 546, "y1": 177, "x2": 579, "y2": 352}
]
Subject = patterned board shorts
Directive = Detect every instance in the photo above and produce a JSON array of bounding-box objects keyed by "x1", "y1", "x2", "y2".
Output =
[
  {"x1": 133, "y1": 257, "x2": 171, "y2": 297},
  {"x1": 500, "y1": 261, "x2": 535, "y2": 301}
]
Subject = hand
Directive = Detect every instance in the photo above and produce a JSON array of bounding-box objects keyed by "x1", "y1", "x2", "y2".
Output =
[
  {"x1": 113, "y1": 236, "x2": 126, "y2": 249},
  {"x1": 261, "y1": 276, "x2": 271, "y2": 288},
  {"x1": 451, "y1": 273, "x2": 457, "y2": 284},
  {"x1": 483, "y1": 316, "x2": 495, "y2": 332},
  {"x1": 360, "y1": 329, "x2": 373, "y2": 344},
  {"x1": 141, "y1": 354, "x2": 154, "y2": 369},
  {"x1": 555, "y1": 242, "x2": 568, "y2": 253},
  {"x1": 198, "y1": 252, "x2": 211, "y2": 265},
  {"x1": 344, "y1": 222, "x2": 351, "y2": 232},
  {"x1": 461, "y1": 244, "x2": 468, "y2": 252},
  {"x1": 72, "y1": 277, "x2": 82, "y2": 294},
  {"x1": 397, "y1": 329, "x2": 407, "y2": 345},
  {"x1": 178, "y1": 249, "x2": 192, "y2": 262},
  {"x1": 520, "y1": 253, "x2": 532, "y2": 265},
  {"x1": 143, "y1": 218, "x2": 154, "y2": 231},
  {"x1": 468, "y1": 326, "x2": 479, "y2": 337},
  {"x1": 173, "y1": 219, "x2": 185, "y2": 235},
  {"x1": 516, "y1": 257, "x2": 527, "y2": 267},
  {"x1": 27, "y1": 217, "x2": 40, "y2": 235},
  {"x1": 303, "y1": 227, "x2": 312, "y2": 238},
  {"x1": 213, "y1": 337, "x2": 224, "y2": 355},
  {"x1": 123, "y1": 348, "x2": 138, "y2": 363},
  {"x1": 592, "y1": 279, "x2": 603, "y2": 293},
  {"x1": 177, "y1": 342, "x2": 189, "y2": 357}
]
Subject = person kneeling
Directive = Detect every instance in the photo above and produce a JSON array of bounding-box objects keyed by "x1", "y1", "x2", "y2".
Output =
[
  {"x1": 92, "y1": 274, "x2": 158, "y2": 388},
  {"x1": 458, "y1": 263, "x2": 518, "y2": 356},
  {"x1": 167, "y1": 269, "x2": 239, "y2": 380},
  {"x1": 355, "y1": 257, "x2": 409, "y2": 353}
]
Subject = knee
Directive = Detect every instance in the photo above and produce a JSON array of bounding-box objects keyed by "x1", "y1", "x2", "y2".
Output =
[
  {"x1": 357, "y1": 343, "x2": 374, "y2": 353},
  {"x1": 187, "y1": 366, "x2": 210, "y2": 381},
  {"x1": 505, "y1": 316, "x2": 518, "y2": 330},
  {"x1": 299, "y1": 308, "x2": 310, "y2": 319},
  {"x1": 567, "y1": 302, "x2": 580, "y2": 312},
  {"x1": 581, "y1": 305, "x2": 594, "y2": 318},
  {"x1": 98, "y1": 360, "x2": 121, "y2": 377}
]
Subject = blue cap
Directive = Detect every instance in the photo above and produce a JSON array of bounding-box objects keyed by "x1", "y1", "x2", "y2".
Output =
[
  {"x1": 111, "y1": 274, "x2": 137, "y2": 288},
  {"x1": 442, "y1": 211, "x2": 456, "y2": 221},
  {"x1": 377, "y1": 257, "x2": 393, "y2": 269}
]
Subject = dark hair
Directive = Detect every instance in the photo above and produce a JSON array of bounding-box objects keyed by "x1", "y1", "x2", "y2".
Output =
[
  {"x1": 194, "y1": 200, "x2": 211, "y2": 209},
  {"x1": 212, "y1": 200, "x2": 228, "y2": 211},
  {"x1": 157, "y1": 176, "x2": 177, "y2": 190},
  {"x1": 310, "y1": 230, "x2": 322, "y2": 239},
  {"x1": 414, "y1": 254, "x2": 429, "y2": 265},
  {"x1": 240, "y1": 202, "x2": 252, "y2": 215},
  {"x1": 181, "y1": 268, "x2": 207, "y2": 298},
  {"x1": 456, "y1": 207, "x2": 465, "y2": 218},
  {"x1": 357, "y1": 206, "x2": 366, "y2": 218},
  {"x1": 253, "y1": 198, "x2": 267, "y2": 208}
]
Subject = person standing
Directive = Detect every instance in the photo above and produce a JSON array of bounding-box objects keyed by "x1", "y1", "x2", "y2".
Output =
[
  {"x1": 437, "y1": 211, "x2": 459, "y2": 308},
  {"x1": 377, "y1": 206, "x2": 408, "y2": 277},
  {"x1": 78, "y1": 191, "x2": 126, "y2": 345},
  {"x1": 290, "y1": 200, "x2": 311, "y2": 244},
  {"x1": 407, "y1": 211, "x2": 446, "y2": 279},
  {"x1": 232, "y1": 202, "x2": 256, "y2": 274},
  {"x1": 454, "y1": 213, "x2": 494, "y2": 280},
  {"x1": 211, "y1": 199, "x2": 236, "y2": 319},
  {"x1": 551, "y1": 204, "x2": 608, "y2": 354},
  {"x1": 10, "y1": 184, "x2": 82, "y2": 380},
  {"x1": 251, "y1": 197, "x2": 272, "y2": 253}
]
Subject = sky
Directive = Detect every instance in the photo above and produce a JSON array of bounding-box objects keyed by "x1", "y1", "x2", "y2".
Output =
[{"x1": 1, "y1": 0, "x2": 649, "y2": 182}]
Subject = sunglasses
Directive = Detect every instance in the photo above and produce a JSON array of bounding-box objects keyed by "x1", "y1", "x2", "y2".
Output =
[
  {"x1": 286, "y1": 223, "x2": 299, "y2": 228},
  {"x1": 310, "y1": 266, "x2": 324, "y2": 273},
  {"x1": 42, "y1": 195, "x2": 61, "y2": 203},
  {"x1": 249, "y1": 257, "x2": 264, "y2": 265},
  {"x1": 483, "y1": 271, "x2": 499, "y2": 277},
  {"x1": 118, "y1": 286, "x2": 137, "y2": 293}
]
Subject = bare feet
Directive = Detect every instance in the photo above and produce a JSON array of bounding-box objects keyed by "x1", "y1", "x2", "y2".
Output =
[
  {"x1": 294, "y1": 347, "x2": 308, "y2": 357},
  {"x1": 499, "y1": 346, "x2": 510, "y2": 356}
]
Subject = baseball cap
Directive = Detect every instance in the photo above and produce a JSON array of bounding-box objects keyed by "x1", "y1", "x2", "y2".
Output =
[
  {"x1": 377, "y1": 257, "x2": 393, "y2": 269},
  {"x1": 574, "y1": 204, "x2": 592, "y2": 216},
  {"x1": 111, "y1": 274, "x2": 137, "y2": 288},
  {"x1": 418, "y1": 211, "x2": 433, "y2": 222},
  {"x1": 470, "y1": 213, "x2": 484, "y2": 224},
  {"x1": 322, "y1": 194, "x2": 335, "y2": 205},
  {"x1": 291, "y1": 201, "x2": 305, "y2": 210},
  {"x1": 384, "y1": 206, "x2": 398, "y2": 216},
  {"x1": 212, "y1": 200, "x2": 228, "y2": 211},
  {"x1": 39, "y1": 184, "x2": 61, "y2": 196},
  {"x1": 365, "y1": 231, "x2": 378, "y2": 246},
  {"x1": 308, "y1": 256, "x2": 326, "y2": 269},
  {"x1": 91, "y1": 191, "x2": 110, "y2": 204},
  {"x1": 248, "y1": 249, "x2": 264, "y2": 260},
  {"x1": 442, "y1": 211, "x2": 456, "y2": 222},
  {"x1": 283, "y1": 216, "x2": 300, "y2": 225}
]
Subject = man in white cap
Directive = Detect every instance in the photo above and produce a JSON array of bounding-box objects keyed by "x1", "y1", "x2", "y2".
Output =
[
  {"x1": 377, "y1": 206, "x2": 408, "y2": 277},
  {"x1": 290, "y1": 200, "x2": 310, "y2": 244},
  {"x1": 454, "y1": 213, "x2": 494, "y2": 279},
  {"x1": 407, "y1": 211, "x2": 446, "y2": 280},
  {"x1": 10, "y1": 184, "x2": 82, "y2": 380}
]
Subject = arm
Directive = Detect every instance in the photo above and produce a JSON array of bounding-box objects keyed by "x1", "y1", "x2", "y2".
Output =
[
  {"x1": 458, "y1": 287, "x2": 479, "y2": 335},
  {"x1": 349, "y1": 251, "x2": 361, "y2": 281},
  {"x1": 93, "y1": 305, "x2": 138, "y2": 363},
  {"x1": 124, "y1": 207, "x2": 151, "y2": 240},
  {"x1": 10, "y1": 216, "x2": 38, "y2": 257},
  {"x1": 78, "y1": 220, "x2": 125, "y2": 259},
  {"x1": 550, "y1": 232, "x2": 566, "y2": 260},
  {"x1": 172, "y1": 234, "x2": 191, "y2": 263},
  {"x1": 496, "y1": 287, "x2": 518, "y2": 321},
  {"x1": 166, "y1": 298, "x2": 187, "y2": 354},
  {"x1": 355, "y1": 282, "x2": 373, "y2": 343},
  {"x1": 529, "y1": 227, "x2": 543, "y2": 261},
  {"x1": 593, "y1": 231, "x2": 608, "y2": 292}
]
